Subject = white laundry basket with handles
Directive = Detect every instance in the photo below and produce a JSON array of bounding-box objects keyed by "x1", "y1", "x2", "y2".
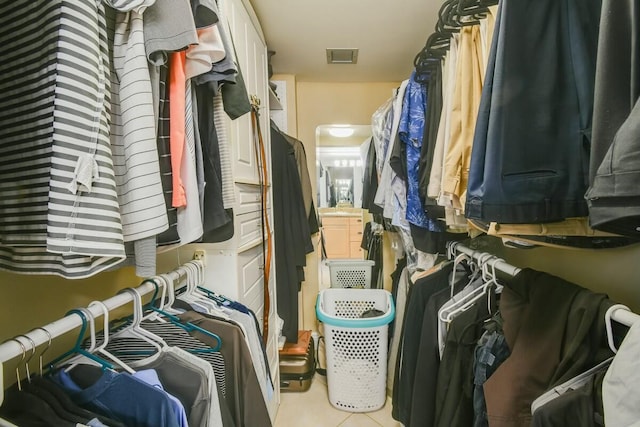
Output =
[
  {"x1": 326, "y1": 259, "x2": 376, "y2": 288},
  {"x1": 316, "y1": 288, "x2": 395, "y2": 412}
]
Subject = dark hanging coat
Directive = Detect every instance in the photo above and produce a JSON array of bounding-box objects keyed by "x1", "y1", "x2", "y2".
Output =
[{"x1": 270, "y1": 123, "x2": 313, "y2": 343}]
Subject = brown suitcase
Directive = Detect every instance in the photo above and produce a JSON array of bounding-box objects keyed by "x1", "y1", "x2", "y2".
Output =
[{"x1": 279, "y1": 332, "x2": 315, "y2": 392}]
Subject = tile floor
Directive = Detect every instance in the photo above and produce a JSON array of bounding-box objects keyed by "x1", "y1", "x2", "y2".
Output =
[{"x1": 274, "y1": 374, "x2": 401, "y2": 427}]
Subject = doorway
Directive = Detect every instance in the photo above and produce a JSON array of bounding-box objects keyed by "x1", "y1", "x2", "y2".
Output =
[
  {"x1": 315, "y1": 124, "x2": 371, "y2": 210},
  {"x1": 315, "y1": 124, "x2": 372, "y2": 288}
]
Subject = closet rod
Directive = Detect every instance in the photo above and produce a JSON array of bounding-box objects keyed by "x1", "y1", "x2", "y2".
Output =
[
  {"x1": 0, "y1": 278, "x2": 163, "y2": 406},
  {"x1": 448, "y1": 242, "x2": 640, "y2": 328},
  {"x1": 448, "y1": 241, "x2": 522, "y2": 277}
]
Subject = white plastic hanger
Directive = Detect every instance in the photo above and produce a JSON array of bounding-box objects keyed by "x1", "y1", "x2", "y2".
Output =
[
  {"x1": 440, "y1": 252, "x2": 492, "y2": 320},
  {"x1": 183, "y1": 262, "x2": 205, "y2": 298},
  {"x1": 144, "y1": 275, "x2": 182, "y2": 320},
  {"x1": 178, "y1": 262, "x2": 221, "y2": 314},
  {"x1": 87, "y1": 300, "x2": 136, "y2": 374},
  {"x1": 439, "y1": 249, "x2": 486, "y2": 322},
  {"x1": 173, "y1": 266, "x2": 202, "y2": 308},
  {"x1": 139, "y1": 269, "x2": 224, "y2": 351},
  {"x1": 187, "y1": 260, "x2": 232, "y2": 318},
  {"x1": 187, "y1": 261, "x2": 221, "y2": 306},
  {"x1": 482, "y1": 256, "x2": 503, "y2": 315},
  {"x1": 444, "y1": 255, "x2": 503, "y2": 322},
  {"x1": 449, "y1": 251, "x2": 471, "y2": 298},
  {"x1": 62, "y1": 307, "x2": 106, "y2": 372},
  {"x1": 108, "y1": 288, "x2": 165, "y2": 352},
  {"x1": 605, "y1": 304, "x2": 631, "y2": 354},
  {"x1": 157, "y1": 273, "x2": 183, "y2": 315}
]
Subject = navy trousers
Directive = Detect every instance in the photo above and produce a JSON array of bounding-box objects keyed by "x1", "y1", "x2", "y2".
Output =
[{"x1": 465, "y1": 0, "x2": 602, "y2": 223}]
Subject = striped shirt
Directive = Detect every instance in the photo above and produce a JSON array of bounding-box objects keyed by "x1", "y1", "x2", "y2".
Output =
[
  {"x1": 0, "y1": 0, "x2": 128, "y2": 278},
  {"x1": 0, "y1": 0, "x2": 60, "y2": 247},
  {"x1": 213, "y1": 94, "x2": 236, "y2": 208},
  {"x1": 102, "y1": 319, "x2": 228, "y2": 398},
  {"x1": 107, "y1": 3, "x2": 168, "y2": 241}
]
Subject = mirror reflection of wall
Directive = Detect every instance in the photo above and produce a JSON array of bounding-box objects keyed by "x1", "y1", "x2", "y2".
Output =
[
  {"x1": 317, "y1": 154, "x2": 360, "y2": 208},
  {"x1": 316, "y1": 125, "x2": 371, "y2": 208}
]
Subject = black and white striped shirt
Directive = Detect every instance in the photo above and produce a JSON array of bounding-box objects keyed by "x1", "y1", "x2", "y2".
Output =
[{"x1": 0, "y1": 0, "x2": 128, "y2": 278}]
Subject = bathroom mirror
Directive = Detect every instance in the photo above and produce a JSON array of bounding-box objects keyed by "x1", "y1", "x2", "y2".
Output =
[{"x1": 315, "y1": 124, "x2": 372, "y2": 208}]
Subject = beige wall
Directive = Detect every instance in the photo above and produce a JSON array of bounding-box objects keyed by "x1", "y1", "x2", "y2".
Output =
[
  {"x1": 465, "y1": 235, "x2": 640, "y2": 313},
  {"x1": 296, "y1": 82, "x2": 398, "y2": 153},
  {"x1": 501, "y1": 244, "x2": 640, "y2": 313},
  {"x1": 294, "y1": 81, "x2": 399, "y2": 332}
]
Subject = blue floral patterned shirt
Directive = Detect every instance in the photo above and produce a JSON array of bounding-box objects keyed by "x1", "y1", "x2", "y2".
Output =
[{"x1": 398, "y1": 71, "x2": 443, "y2": 232}]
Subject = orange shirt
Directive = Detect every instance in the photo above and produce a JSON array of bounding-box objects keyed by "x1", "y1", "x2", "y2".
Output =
[{"x1": 169, "y1": 51, "x2": 187, "y2": 208}]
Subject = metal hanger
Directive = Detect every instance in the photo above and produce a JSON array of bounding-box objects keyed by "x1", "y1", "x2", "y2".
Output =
[
  {"x1": 31, "y1": 327, "x2": 52, "y2": 377},
  {"x1": 9, "y1": 337, "x2": 27, "y2": 391},
  {"x1": 14, "y1": 335, "x2": 36, "y2": 385}
]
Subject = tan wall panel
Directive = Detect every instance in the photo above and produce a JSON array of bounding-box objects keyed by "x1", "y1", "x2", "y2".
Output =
[{"x1": 501, "y1": 243, "x2": 640, "y2": 313}]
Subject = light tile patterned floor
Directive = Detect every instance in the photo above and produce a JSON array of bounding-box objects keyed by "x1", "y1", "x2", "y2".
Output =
[{"x1": 274, "y1": 374, "x2": 401, "y2": 427}]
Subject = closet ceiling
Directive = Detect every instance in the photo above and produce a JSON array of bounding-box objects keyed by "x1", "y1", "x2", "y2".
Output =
[{"x1": 249, "y1": 0, "x2": 440, "y2": 82}]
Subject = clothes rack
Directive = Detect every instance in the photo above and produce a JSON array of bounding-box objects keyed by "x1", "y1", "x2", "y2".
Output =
[
  {"x1": 447, "y1": 241, "x2": 640, "y2": 328},
  {"x1": 0, "y1": 260, "x2": 203, "y2": 407},
  {"x1": 447, "y1": 241, "x2": 522, "y2": 277}
]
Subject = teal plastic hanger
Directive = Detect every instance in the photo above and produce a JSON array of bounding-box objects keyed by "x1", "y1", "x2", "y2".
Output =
[
  {"x1": 47, "y1": 309, "x2": 114, "y2": 373},
  {"x1": 139, "y1": 279, "x2": 222, "y2": 352}
]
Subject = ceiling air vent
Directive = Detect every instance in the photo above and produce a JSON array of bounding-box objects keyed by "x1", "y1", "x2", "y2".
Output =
[{"x1": 326, "y1": 48, "x2": 359, "y2": 64}]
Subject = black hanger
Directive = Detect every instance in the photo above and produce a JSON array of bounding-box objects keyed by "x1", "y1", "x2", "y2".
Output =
[
  {"x1": 458, "y1": 0, "x2": 499, "y2": 22},
  {"x1": 436, "y1": 0, "x2": 461, "y2": 31},
  {"x1": 414, "y1": 0, "x2": 496, "y2": 79}
]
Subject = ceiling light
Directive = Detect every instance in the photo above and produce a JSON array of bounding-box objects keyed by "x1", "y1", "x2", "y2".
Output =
[{"x1": 328, "y1": 127, "x2": 355, "y2": 138}]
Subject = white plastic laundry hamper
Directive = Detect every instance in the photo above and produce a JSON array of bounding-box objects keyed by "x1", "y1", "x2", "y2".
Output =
[
  {"x1": 316, "y1": 288, "x2": 395, "y2": 412},
  {"x1": 326, "y1": 259, "x2": 376, "y2": 289}
]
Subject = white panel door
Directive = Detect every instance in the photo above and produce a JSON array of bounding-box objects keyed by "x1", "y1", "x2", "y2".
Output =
[{"x1": 225, "y1": 0, "x2": 259, "y2": 184}]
